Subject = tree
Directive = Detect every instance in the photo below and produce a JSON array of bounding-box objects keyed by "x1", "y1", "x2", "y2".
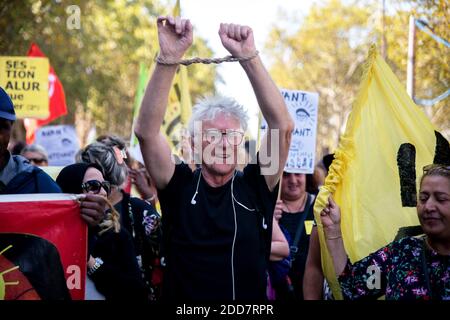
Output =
[
  {"x1": 265, "y1": 0, "x2": 449, "y2": 156},
  {"x1": 387, "y1": 0, "x2": 449, "y2": 138},
  {"x1": 265, "y1": 0, "x2": 375, "y2": 155}
]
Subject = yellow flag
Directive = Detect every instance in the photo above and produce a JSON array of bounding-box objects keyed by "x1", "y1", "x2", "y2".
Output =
[
  {"x1": 173, "y1": 0, "x2": 180, "y2": 16},
  {"x1": 160, "y1": 0, "x2": 192, "y2": 152},
  {"x1": 178, "y1": 65, "x2": 192, "y2": 125},
  {"x1": 163, "y1": 66, "x2": 191, "y2": 153},
  {"x1": 164, "y1": 87, "x2": 183, "y2": 151},
  {"x1": 173, "y1": 0, "x2": 191, "y2": 125},
  {"x1": 314, "y1": 45, "x2": 448, "y2": 299}
]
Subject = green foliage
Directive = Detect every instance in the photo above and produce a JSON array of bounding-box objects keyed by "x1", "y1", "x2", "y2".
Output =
[
  {"x1": 266, "y1": 0, "x2": 448, "y2": 155},
  {"x1": 266, "y1": 0, "x2": 376, "y2": 154},
  {"x1": 0, "y1": 0, "x2": 216, "y2": 144},
  {"x1": 387, "y1": 0, "x2": 449, "y2": 134}
]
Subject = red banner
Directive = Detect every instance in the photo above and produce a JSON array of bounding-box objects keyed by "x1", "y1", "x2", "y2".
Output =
[{"x1": 0, "y1": 194, "x2": 87, "y2": 300}]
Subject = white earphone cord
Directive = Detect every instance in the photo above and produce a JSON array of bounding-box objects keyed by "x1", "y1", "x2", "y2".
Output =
[
  {"x1": 230, "y1": 171, "x2": 237, "y2": 300},
  {"x1": 231, "y1": 175, "x2": 267, "y2": 229},
  {"x1": 190, "y1": 170, "x2": 202, "y2": 205}
]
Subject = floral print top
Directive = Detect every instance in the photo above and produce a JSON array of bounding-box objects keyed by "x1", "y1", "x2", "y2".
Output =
[{"x1": 338, "y1": 236, "x2": 450, "y2": 300}]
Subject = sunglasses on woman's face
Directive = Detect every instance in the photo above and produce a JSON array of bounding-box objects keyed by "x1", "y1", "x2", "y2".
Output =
[{"x1": 81, "y1": 180, "x2": 111, "y2": 195}]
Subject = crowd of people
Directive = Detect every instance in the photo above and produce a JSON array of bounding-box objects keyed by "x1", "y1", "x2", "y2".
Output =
[{"x1": 0, "y1": 15, "x2": 448, "y2": 301}]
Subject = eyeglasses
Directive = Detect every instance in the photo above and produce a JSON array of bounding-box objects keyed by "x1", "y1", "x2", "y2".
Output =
[
  {"x1": 202, "y1": 129, "x2": 244, "y2": 146},
  {"x1": 28, "y1": 158, "x2": 47, "y2": 165},
  {"x1": 423, "y1": 164, "x2": 450, "y2": 173},
  {"x1": 81, "y1": 180, "x2": 111, "y2": 195}
]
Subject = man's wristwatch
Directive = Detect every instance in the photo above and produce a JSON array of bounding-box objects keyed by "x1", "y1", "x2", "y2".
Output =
[{"x1": 87, "y1": 257, "x2": 104, "y2": 276}]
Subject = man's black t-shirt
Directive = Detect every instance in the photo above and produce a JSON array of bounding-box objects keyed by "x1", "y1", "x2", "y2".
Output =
[{"x1": 158, "y1": 161, "x2": 278, "y2": 301}]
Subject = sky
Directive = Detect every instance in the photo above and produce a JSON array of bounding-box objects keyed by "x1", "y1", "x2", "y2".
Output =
[{"x1": 178, "y1": 0, "x2": 316, "y2": 139}]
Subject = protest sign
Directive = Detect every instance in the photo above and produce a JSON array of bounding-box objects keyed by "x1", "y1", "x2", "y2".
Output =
[
  {"x1": 0, "y1": 56, "x2": 49, "y2": 119},
  {"x1": 35, "y1": 125, "x2": 80, "y2": 166},
  {"x1": 261, "y1": 89, "x2": 319, "y2": 173}
]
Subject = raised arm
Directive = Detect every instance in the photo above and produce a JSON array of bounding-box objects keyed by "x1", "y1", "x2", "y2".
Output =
[
  {"x1": 218, "y1": 23, "x2": 294, "y2": 191},
  {"x1": 134, "y1": 16, "x2": 193, "y2": 189},
  {"x1": 322, "y1": 197, "x2": 394, "y2": 300}
]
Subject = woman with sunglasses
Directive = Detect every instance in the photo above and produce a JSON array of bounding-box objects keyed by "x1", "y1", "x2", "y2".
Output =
[
  {"x1": 320, "y1": 164, "x2": 450, "y2": 300},
  {"x1": 56, "y1": 163, "x2": 147, "y2": 300},
  {"x1": 79, "y1": 138, "x2": 162, "y2": 301}
]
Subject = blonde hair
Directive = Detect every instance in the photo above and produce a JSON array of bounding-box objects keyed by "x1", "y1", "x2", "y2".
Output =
[{"x1": 98, "y1": 198, "x2": 121, "y2": 235}]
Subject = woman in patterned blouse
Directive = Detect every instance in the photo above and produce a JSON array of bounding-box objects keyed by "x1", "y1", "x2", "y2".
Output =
[{"x1": 320, "y1": 164, "x2": 449, "y2": 300}]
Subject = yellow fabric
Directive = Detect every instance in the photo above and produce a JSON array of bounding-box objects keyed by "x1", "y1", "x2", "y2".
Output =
[
  {"x1": 163, "y1": 88, "x2": 183, "y2": 150},
  {"x1": 173, "y1": 0, "x2": 180, "y2": 16},
  {"x1": 159, "y1": 0, "x2": 192, "y2": 151},
  {"x1": 313, "y1": 45, "x2": 437, "y2": 300},
  {"x1": 172, "y1": 0, "x2": 191, "y2": 126},
  {"x1": 179, "y1": 65, "x2": 192, "y2": 125},
  {"x1": 304, "y1": 220, "x2": 314, "y2": 235}
]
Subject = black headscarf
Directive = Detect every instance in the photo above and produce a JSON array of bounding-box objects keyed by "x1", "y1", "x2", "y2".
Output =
[{"x1": 56, "y1": 162, "x2": 104, "y2": 194}]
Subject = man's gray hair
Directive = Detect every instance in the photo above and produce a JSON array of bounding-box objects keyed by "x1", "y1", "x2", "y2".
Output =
[
  {"x1": 77, "y1": 142, "x2": 128, "y2": 187},
  {"x1": 21, "y1": 144, "x2": 48, "y2": 161},
  {"x1": 187, "y1": 95, "x2": 249, "y2": 137}
]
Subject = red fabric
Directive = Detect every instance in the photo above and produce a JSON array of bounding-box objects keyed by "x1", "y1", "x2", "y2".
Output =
[
  {"x1": 25, "y1": 43, "x2": 68, "y2": 144},
  {"x1": 151, "y1": 258, "x2": 163, "y2": 286},
  {"x1": 24, "y1": 118, "x2": 38, "y2": 145},
  {"x1": 123, "y1": 175, "x2": 132, "y2": 194},
  {"x1": 0, "y1": 198, "x2": 87, "y2": 300}
]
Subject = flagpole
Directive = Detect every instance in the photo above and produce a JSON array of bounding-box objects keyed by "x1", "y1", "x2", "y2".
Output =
[
  {"x1": 381, "y1": 0, "x2": 387, "y2": 59},
  {"x1": 406, "y1": 16, "x2": 416, "y2": 99}
]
